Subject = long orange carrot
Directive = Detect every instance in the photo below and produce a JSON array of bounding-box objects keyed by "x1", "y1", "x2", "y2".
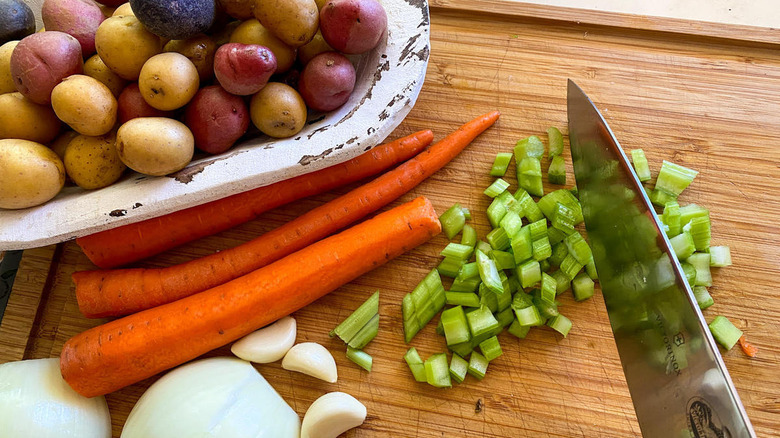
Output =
[
  {"x1": 76, "y1": 130, "x2": 434, "y2": 268},
  {"x1": 61, "y1": 196, "x2": 441, "y2": 397},
  {"x1": 73, "y1": 111, "x2": 500, "y2": 318}
]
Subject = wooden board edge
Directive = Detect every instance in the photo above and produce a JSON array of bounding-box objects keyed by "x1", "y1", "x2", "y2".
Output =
[{"x1": 429, "y1": 0, "x2": 780, "y2": 46}]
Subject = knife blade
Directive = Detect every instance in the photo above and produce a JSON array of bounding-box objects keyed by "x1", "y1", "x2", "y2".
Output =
[{"x1": 567, "y1": 79, "x2": 756, "y2": 438}]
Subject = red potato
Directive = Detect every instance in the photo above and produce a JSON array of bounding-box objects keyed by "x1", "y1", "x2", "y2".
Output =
[
  {"x1": 320, "y1": 0, "x2": 387, "y2": 54},
  {"x1": 184, "y1": 85, "x2": 250, "y2": 154},
  {"x1": 213, "y1": 43, "x2": 277, "y2": 96},
  {"x1": 41, "y1": 0, "x2": 106, "y2": 55},
  {"x1": 10, "y1": 31, "x2": 83, "y2": 104},
  {"x1": 298, "y1": 52, "x2": 355, "y2": 112},
  {"x1": 117, "y1": 83, "x2": 173, "y2": 124}
]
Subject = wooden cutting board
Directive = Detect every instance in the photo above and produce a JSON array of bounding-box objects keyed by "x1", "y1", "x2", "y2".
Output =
[{"x1": 2, "y1": 2, "x2": 779, "y2": 436}]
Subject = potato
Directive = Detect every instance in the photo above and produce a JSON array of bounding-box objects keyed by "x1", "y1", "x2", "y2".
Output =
[
  {"x1": 99, "y1": 4, "x2": 116, "y2": 18},
  {"x1": 218, "y1": 0, "x2": 254, "y2": 20},
  {"x1": 298, "y1": 52, "x2": 355, "y2": 112},
  {"x1": 117, "y1": 83, "x2": 173, "y2": 124},
  {"x1": 112, "y1": 2, "x2": 134, "y2": 16},
  {"x1": 41, "y1": 0, "x2": 106, "y2": 55},
  {"x1": 297, "y1": 31, "x2": 332, "y2": 65},
  {"x1": 0, "y1": 139, "x2": 65, "y2": 209},
  {"x1": 130, "y1": 0, "x2": 216, "y2": 40},
  {"x1": 116, "y1": 117, "x2": 194, "y2": 175},
  {"x1": 184, "y1": 85, "x2": 249, "y2": 154},
  {"x1": 249, "y1": 82, "x2": 306, "y2": 138},
  {"x1": 320, "y1": 0, "x2": 386, "y2": 54},
  {"x1": 64, "y1": 132, "x2": 126, "y2": 189},
  {"x1": 49, "y1": 130, "x2": 79, "y2": 160},
  {"x1": 230, "y1": 19, "x2": 295, "y2": 73},
  {"x1": 214, "y1": 43, "x2": 276, "y2": 96},
  {"x1": 0, "y1": 40, "x2": 19, "y2": 94},
  {"x1": 314, "y1": 0, "x2": 326, "y2": 10},
  {"x1": 0, "y1": 92, "x2": 62, "y2": 143},
  {"x1": 211, "y1": 19, "x2": 240, "y2": 46},
  {"x1": 10, "y1": 31, "x2": 84, "y2": 104},
  {"x1": 0, "y1": 0, "x2": 35, "y2": 44},
  {"x1": 164, "y1": 34, "x2": 217, "y2": 81},
  {"x1": 51, "y1": 74, "x2": 118, "y2": 136},
  {"x1": 253, "y1": 0, "x2": 318, "y2": 48},
  {"x1": 138, "y1": 52, "x2": 200, "y2": 111},
  {"x1": 83, "y1": 54, "x2": 128, "y2": 97},
  {"x1": 95, "y1": 15, "x2": 162, "y2": 80}
]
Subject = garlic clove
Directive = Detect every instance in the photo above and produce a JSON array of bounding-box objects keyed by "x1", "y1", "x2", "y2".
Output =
[
  {"x1": 300, "y1": 392, "x2": 367, "y2": 438},
  {"x1": 231, "y1": 316, "x2": 297, "y2": 363},
  {"x1": 281, "y1": 342, "x2": 338, "y2": 383}
]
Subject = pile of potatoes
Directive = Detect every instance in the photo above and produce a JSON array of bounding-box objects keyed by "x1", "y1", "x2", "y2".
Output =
[{"x1": 0, "y1": 0, "x2": 387, "y2": 209}]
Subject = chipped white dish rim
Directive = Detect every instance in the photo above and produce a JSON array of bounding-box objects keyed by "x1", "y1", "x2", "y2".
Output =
[{"x1": 0, "y1": 0, "x2": 430, "y2": 250}]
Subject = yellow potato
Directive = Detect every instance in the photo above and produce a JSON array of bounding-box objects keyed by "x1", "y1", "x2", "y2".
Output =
[
  {"x1": 219, "y1": 0, "x2": 255, "y2": 20},
  {"x1": 0, "y1": 139, "x2": 66, "y2": 209},
  {"x1": 254, "y1": 0, "x2": 318, "y2": 47},
  {"x1": 230, "y1": 19, "x2": 296, "y2": 73},
  {"x1": 116, "y1": 117, "x2": 194, "y2": 176},
  {"x1": 298, "y1": 30, "x2": 333, "y2": 65},
  {"x1": 64, "y1": 132, "x2": 126, "y2": 189},
  {"x1": 112, "y1": 3, "x2": 134, "y2": 17},
  {"x1": 51, "y1": 75, "x2": 118, "y2": 136},
  {"x1": 138, "y1": 53, "x2": 200, "y2": 111},
  {"x1": 0, "y1": 92, "x2": 62, "y2": 144},
  {"x1": 83, "y1": 54, "x2": 128, "y2": 97},
  {"x1": 96, "y1": 15, "x2": 162, "y2": 80},
  {"x1": 164, "y1": 34, "x2": 217, "y2": 81},
  {"x1": 314, "y1": 0, "x2": 326, "y2": 10},
  {"x1": 50, "y1": 130, "x2": 80, "y2": 160},
  {"x1": 0, "y1": 41, "x2": 19, "y2": 94},
  {"x1": 249, "y1": 83, "x2": 306, "y2": 138}
]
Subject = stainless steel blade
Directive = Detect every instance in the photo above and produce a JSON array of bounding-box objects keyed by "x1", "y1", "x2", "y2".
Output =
[{"x1": 567, "y1": 79, "x2": 755, "y2": 438}]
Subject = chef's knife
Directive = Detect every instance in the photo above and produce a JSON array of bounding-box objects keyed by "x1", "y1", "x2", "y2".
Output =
[{"x1": 567, "y1": 79, "x2": 756, "y2": 438}]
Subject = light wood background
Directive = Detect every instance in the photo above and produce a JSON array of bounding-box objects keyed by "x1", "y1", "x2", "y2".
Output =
[{"x1": 2, "y1": 2, "x2": 780, "y2": 436}]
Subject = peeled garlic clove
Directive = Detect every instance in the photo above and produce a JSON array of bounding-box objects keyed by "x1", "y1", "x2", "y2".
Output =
[
  {"x1": 300, "y1": 392, "x2": 367, "y2": 438},
  {"x1": 231, "y1": 316, "x2": 297, "y2": 363},
  {"x1": 281, "y1": 342, "x2": 338, "y2": 383}
]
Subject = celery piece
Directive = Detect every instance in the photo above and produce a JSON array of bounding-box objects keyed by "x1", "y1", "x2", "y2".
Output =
[
  {"x1": 516, "y1": 190, "x2": 544, "y2": 222},
  {"x1": 457, "y1": 261, "x2": 479, "y2": 279},
  {"x1": 478, "y1": 283, "x2": 498, "y2": 313},
  {"x1": 540, "y1": 259, "x2": 551, "y2": 272},
  {"x1": 476, "y1": 240, "x2": 492, "y2": 256},
  {"x1": 650, "y1": 161, "x2": 698, "y2": 207},
  {"x1": 330, "y1": 291, "x2": 379, "y2": 344},
  {"x1": 532, "y1": 237, "x2": 552, "y2": 262},
  {"x1": 476, "y1": 249, "x2": 504, "y2": 294},
  {"x1": 572, "y1": 272, "x2": 595, "y2": 301},
  {"x1": 490, "y1": 152, "x2": 513, "y2": 177},
  {"x1": 446, "y1": 292, "x2": 480, "y2": 308},
  {"x1": 403, "y1": 270, "x2": 445, "y2": 343},
  {"x1": 507, "y1": 274, "x2": 521, "y2": 294},
  {"x1": 495, "y1": 306, "x2": 515, "y2": 328},
  {"x1": 688, "y1": 216, "x2": 711, "y2": 251},
  {"x1": 466, "y1": 306, "x2": 501, "y2": 338},
  {"x1": 490, "y1": 250, "x2": 516, "y2": 270},
  {"x1": 440, "y1": 203, "x2": 466, "y2": 240},
  {"x1": 449, "y1": 341, "x2": 473, "y2": 358},
  {"x1": 529, "y1": 219, "x2": 547, "y2": 241},
  {"x1": 511, "y1": 290, "x2": 534, "y2": 310},
  {"x1": 548, "y1": 155, "x2": 566, "y2": 185},
  {"x1": 467, "y1": 351, "x2": 489, "y2": 380},
  {"x1": 496, "y1": 190, "x2": 517, "y2": 209},
  {"x1": 436, "y1": 318, "x2": 444, "y2": 336},
  {"x1": 402, "y1": 304, "x2": 420, "y2": 344},
  {"x1": 670, "y1": 231, "x2": 696, "y2": 261},
  {"x1": 496, "y1": 274, "x2": 513, "y2": 312},
  {"x1": 585, "y1": 258, "x2": 598, "y2": 280},
  {"x1": 348, "y1": 313, "x2": 379, "y2": 349},
  {"x1": 551, "y1": 202, "x2": 577, "y2": 235},
  {"x1": 569, "y1": 186, "x2": 579, "y2": 198},
  {"x1": 508, "y1": 319, "x2": 531, "y2": 339},
  {"x1": 547, "y1": 227, "x2": 567, "y2": 245},
  {"x1": 461, "y1": 207, "x2": 472, "y2": 220},
  {"x1": 511, "y1": 226, "x2": 533, "y2": 264},
  {"x1": 449, "y1": 353, "x2": 469, "y2": 383},
  {"x1": 540, "y1": 272, "x2": 557, "y2": 304},
  {"x1": 680, "y1": 261, "x2": 697, "y2": 287},
  {"x1": 440, "y1": 243, "x2": 474, "y2": 261},
  {"x1": 404, "y1": 347, "x2": 427, "y2": 382},
  {"x1": 564, "y1": 232, "x2": 592, "y2": 265},
  {"x1": 346, "y1": 347, "x2": 373, "y2": 372},
  {"x1": 461, "y1": 224, "x2": 477, "y2": 248},
  {"x1": 484, "y1": 178, "x2": 510, "y2": 198},
  {"x1": 425, "y1": 353, "x2": 452, "y2": 388},
  {"x1": 547, "y1": 314, "x2": 572, "y2": 337},
  {"x1": 479, "y1": 336, "x2": 503, "y2": 361},
  {"x1": 537, "y1": 189, "x2": 584, "y2": 224},
  {"x1": 438, "y1": 256, "x2": 465, "y2": 278},
  {"x1": 630, "y1": 149, "x2": 651, "y2": 182},
  {"x1": 518, "y1": 157, "x2": 544, "y2": 197},
  {"x1": 514, "y1": 135, "x2": 545, "y2": 160},
  {"x1": 693, "y1": 286, "x2": 714, "y2": 310},
  {"x1": 499, "y1": 211, "x2": 523, "y2": 238},
  {"x1": 450, "y1": 276, "x2": 480, "y2": 293},
  {"x1": 547, "y1": 127, "x2": 564, "y2": 158},
  {"x1": 687, "y1": 252, "x2": 712, "y2": 287},
  {"x1": 517, "y1": 259, "x2": 542, "y2": 288},
  {"x1": 550, "y1": 242, "x2": 569, "y2": 267},
  {"x1": 560, "y1": 254, "x2": 584, "y2": 280},
  {"x1": 551, "y1": 270, "x2": 571, "y2": 295},
  {"x1": 662, "y1": 201, "x2": 682, "y2": 237},
  {"x1": 532, "y1": 292, "x2": 559, "y2": 320},
  {"x1": 709, "y1": 246, "x2": 732, "y2": 267},
  {"x1": 515, "y1": 305, "x2": 544, "y2": 327},
  {"x1": 441, "y1": 306, "x2": 471, "y2": 346},
  {"x1": 487, "y1": 227, "x2": 511, "y2": 251},
  {"x1": 486, "y1": 197, "x2": 508, "y2": 228},
  {"x1": 679, "y1": 204, "x2": 709, "y2": 227},
  {"x1": 708, "y1": 316, "x2": 742, "y2": 350}
]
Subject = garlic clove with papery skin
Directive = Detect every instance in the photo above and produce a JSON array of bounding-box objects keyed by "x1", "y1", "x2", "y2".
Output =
[
  {"x1": 281, "y1": 342, "x2": 338, "y2": 383},
  {"x1": 300, "y1": 392, "x2": 367, "y2": 438},
  {"x1": 231, "y1": 316, "x2": 297, "y2": 363}
]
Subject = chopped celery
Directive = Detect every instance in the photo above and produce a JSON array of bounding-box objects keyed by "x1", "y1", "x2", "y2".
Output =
[
  {"x1": 330, "y1": 291, "x2": 379, "y2": 344},
  {"x1": 402, "y1": 297, "x2": 420, "y2": 344},
  {"x1": 511, "y1": 226, "x2": 533, "y2": 264},
  {"x1": 662, "y1": 201, "x2": 682, "y2": 237},
  {"x1": 532, "y1": 237, "x2": 552, "y2": 261},
  {"x1": 486, "y1": 197, "x2": 508, "y2": 228},
  {"x1": 540, "y1": 259, "x2": 551, "y2": 272},
  {"x1": 547, "y1": 127, "x2": 564, "y2": 158},
  {"x1": 564, "y1": 232, "x2": 592, "y2": 265},
  {"x1": 476, "y1": 249, "x2": 504, "y2": 294},
  {"x1": 478, "y1": 284, "x2": 498, "y2": 313},
  {"x1": 458, "y1": 261, "x2": 479, "y2": 279},
  {"x1": 495, "y1": 306, "x2": 515, "y2": 328},
  {"x1": 687, "y1": 252, "x2": 712, "y2": 286},
  {"x1": 499, "y1": 211, "x2": 523, "y2": 238},
  {"x1": 496, "y1": 275, "x2": 513, "y2": 311},
  {"x1": 532, "y1": 292, "x2": 559, "y2": 320},
  {"x1": 466, "y1": 306, "x2": 501, "y2": 338},
  {"x1": 450, "y1": 276, "x2": 480, "y2": 293},
  {"x1": 425, "y1": 353, "x2": 452, "y2": 388},
  {"x1": 404, "y1": 347, "x2": 427, "y2": 382},
  {"x1": 540, "y1": 272, "x2": 557, "y2": 304},
  {"x1": 569, "y1": 186, "x2": 579, "y2": 198},
  {"x1": 441, "y1": 306, "x2": 471, "y2": 346},
  {"x1": 651, "y1": 161, "x2": 698, "y2": 206},
  {"x1": 548, "y1": 155, "x2": 566, "y2": 185},
  {"x1": 529, "y1": 219, "x2": 547, "y2": 241},
  {"x1": 572, "y1": 272, "x2": 594, "y2": 301},
  {"x1": 585, "y1": 258, "x2": 598, "y2": 280},
  {"x1": 446, "y1": 291, "x2": 480, "y2": 307},
  {"x1": 709, "y1": 246, "x2": 732, "y2": 267},
  {"x1": 440, "y1": 203, "x2": 466, "y2": 240},
  {"x1": 693, "y1": 286, "x2": 714, "y2": 310},
  {"x1": 559, "y1": 254, "x2": 584, "y2": 280},
  {"x1": 468, "y1": 351, "x2": 489, "y2": 380},
  {"x1": 549, "y1": 242, "x2": 568, "y2": 267},
  {"x1": 476, "y1": 240, "x2": 492, "y2": 256},
  {"x1": 708, "y1": 315, "x2": 742, "y2": 350},
  {"x1": 487, "y1": 227, "x2": 511, "y2": 251},
  {"x1": 688, "y1": 216, "x2": 711, "y2": 251},
  {"x1": 508, "y1": 319, "x2": 531, "y2": 338},
  {"x1": 511, "y1": 291, "x2": 534, "y2": 310},
  {"x1": 516, "y1": 190, "x2": 544, "y2": 222},
  {"x1": 438, "y1": 256, "x2": 465, "y2": 278},
  {"x1": 537, "y1": 189, "x2": 583, "y2": 224},
  {"x1": 547, "y1": 314, "x2": 572, "y2": 337},
  {"x1": 346, "y1": 347, "x2": 372, "y2": 372},
  {"x1": 449, "y1": 353, "x2": 469, "y2": 383},
  {"x1": 461, "y1": 207, "x2": 472, "y2": 220},
  {"x1": 630, "y1": 149, "x2": 651, "y2": 182},
  {"x1": 484, "y1": 178, "x2": 510, "y2": 198},
  {"x1": 679, "y1": 204, "x2": 709, "y2": 227},
  {"x1": 490, "y1": 152, "x2": 513, "y2": 177},
  {"x1": 547, "y1": 227, "x2": 567, "y2": 245},
  {"x1": 440, "y1": 242, "x2": 474, "y2": 260},
  {"x1": 449, "y1": 341, "x2": 473, "y2": 358},
  {"x1": 496, "y1": 190, "x2": 518, "y2": 209},
  {"x1": 479, "y1": 336, "x2": 503, "y2": 361},
  {"x1": 551, "y1": 270, "x2": 571, "y2": 295},
  {"x1": 515, "y1": 305, "x2": 544, "y2": 327},
  {"x1": 490, "y1": 250, "x2": 516, "y2": 270},
  {"x1": 551, "y1": 202, "x2": 577, "y2": 235},
  {"x1": 348, "y1": 313, "x2": 379, "y2": 349},
  {"x1": 518, "y1": 157, "x2": 544, "y2": 197},
  {"x1": 670, "y1": 231, "x2": 696, "y2": 261},
  {"x1": 461, "y1": 224, "x2": 477, "y2": 248},
  {"x1": 514, "y1": 135, "x2": 545, "y2": 159},
  {"x1": 517, "y1": 259, "x2": 541, "y2": 288},
  {"x1": 403, "y1": 269, "x2": 445, "y2": 342},
  {"x1": 680, "y1": 261, "x2": 697, "y2": 286}
]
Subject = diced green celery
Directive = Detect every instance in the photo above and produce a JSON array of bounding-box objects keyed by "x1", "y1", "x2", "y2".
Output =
[
  {"x1": 441, "y1": 242, "x2": 474, "y2": 260},
  {"x1": 402, "y1": 300, "x2": 420, "y2": 344},
  {"x1": 435, "y1": 318, "x2": 444, "y2": 336},
  {"x1": 479, "y1": 336, "x2": 503, "y2": 361},
  {"x1": 439, "y1": 203, "x2": 466, "y2": 240},
  {"x1": 518, "y1": 157, "x2": 544, "y2": 197},
  {"x1": 449, "y1": 353, "x2": 469, "y2": 383},
  {"x1": 476, "y1": 249, "x2": 504, "y2": 294},
  {"x1": 466, "y1": 306, "x2": 501, "y2": 338},
  {"x1": 487, "y1": 227, "x2": 511, "y2": 251},
  {"x1": 330, "y1": 291, "x2": 379, "y2": 343},
  {"x1": 688, "y1": 216, "x2": 711, "y2": 251},
  {"x1": 478, "y1": 284, "x2": 498, "y2": 313},
  {"x1": 532, "y1": 292, "x2": 559, "y2": 320},
  {"x1": 547, "y1": 314, "x2": 572, "y2": 337},
  {"x1": 511, "y1": 291, "x2": 534, "y2": 310},
  {"x1": 496, "y1": 275, "x2": 512, "y2": 312},
  {"x1": 508, "y1": 319, "x2": 531, "y2": 338},
  {"x1": 486, "y1": 197, "x2": 508, "y2": 228},
  {"x1": 560, "y1": 254, "x2": 584, "y2": 280},
  {"x1": 496, "y1": 190, "x2": 517, "y2": 209},
  {"x1": 490, "y1": 250, "x2": 516, "y2": 270},
  {"x1": 468, "y1": 351, "x2": 489, "y2": 380},
  {"x1": 515, "y1": 305, "x2": 544, "y2": 327},
  {"x1": 551, "y1": 202, "x2": 577, "y2": 235},
  {"x1": 450, "y1": 277, "x2": 480, "y2": 293},
  {"x1": 540, "y1": 259, "x2": 551, "y2": 272},
  {"x1": 540, "y1": 272, "x2": 557, "y2": 304},
  {"x1": 708, "y1": 315, "x2": 742, "y2": 350},
  {"x1": 585, "y1": 258, "x2": 598, "y2": 280},
  {"x1": 490, "y1": 152, "x2": 513, "y2": 177},
  {"x1": 709, "y1": 246, "x2": 732, "y2": 267},
  {"x1": 537, "y1": 189, "x2": 583, "y2": 224},
  {"x1": 528, "y1": 219, "x2": 547, "y2": 241},
  {"x1": 670, "y1": 231, "x2": 696, "y2": 261},
  {"x1": 449, "y1": 341, "x2": 473, "y2": 358},
  {"x1": 687, "y1": 252, "x2": 712, "y2": 287},
  {"x1": 484, "y1": 178, "x2": 510, "y2": 198},
  {"x1": 532, "y1": 237, "x2": 552, "y2": 261},
  {"x1": 547, "y1": 127, "x2": 563, "y2": 158},
  {"x1": 547, "y1": 227, "x2": 567, "y2": 245},
  {"x1": 564, "y1": 232, "x2": 592, "y2": 265},
  {"x1": 693, "y1": 286, "x2": 714, "y2": 310},
  {"x1": 572, "y1": 272, "x2": 595, "y2": 301},
  {"x1": 438, "y1": 256, "x2": 465, "y2": 278},
  {"x1": 680, "y1": 261, "x2": 697, "y2": 287},
  {"x1": 461, "y1": 207, "x2": 472, "y2": 220},
  {"x1": 404, "y1": 347, "x2": 426, "y2": 382},
  {"x1": 346, "y1": 347, "x2": 372, "y2": 372},
  {"x1": 425, "y1": 353, "x2": 452, "y2": 388},
  {"x1": 348, "y1": 313, "x2": 379, "y2": 349},
  {"x1": 404, "y1": 270, "x2": 445, "y2": 342},
  {"x1": 630, "y1": 149, "x2": 651, "y2": 182},
  {"x1": 506, "y1": 274, "x2": 521, "y2": 294},
  {"x1": 511, "y1": 226, "x2": 533, "y2": 264},
  {"x1": 679, "y1": 204, "x2": 709, "y2": 227},
  {"x1": 551, "y1": 270, "x2": 571, "y2": 295},
  {"x1": 662, "y1": 201, "x2": 682, "y2": 237},
  {"x1": 441, "y1": 306, "x2": 471, "y2": 345},
  {"x1": 569, "y1": 186, "x2": 579, "y2": 198},
  {"x1": 650, "y1": 161, "x2": 698, "y2": 206},
  {"x1": 476, "y1": 240, "x2": 492, "y2": 256},
  {"x1": 461, "y1": 224, "x2": 477, "y2": 248},
  {"x1": 495, "y1": 306, "x2": 515, "y2": 328},
  {"x1": 499, "y1": 211, "x2": 523, "y2": 238},
  {"x1": 516, "y1": 190, "x2": 544, "y2": 222},
  {"x1": 548, "y1": 155, "x2": 566, "y2": 185},
  {"x1": 517, "y1": 259, "x2": 541, "y2": 288},
  {"x1": 446, "y1": 292, "x2": 480, "y2": 307},
  {"x1": 458, "y1": 261, "x2": 479, "y2": 279},
  {"x1": 514, "y1": 135, "x2": 545, "y2": 159}
]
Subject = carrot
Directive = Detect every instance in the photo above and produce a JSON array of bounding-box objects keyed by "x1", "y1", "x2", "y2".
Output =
[
  {"x1": 75, "y1": 130, "x2": 435, "y2": 268},
  {"x1": 737, "y1": 335, "x2": 758, "y2": 357},
  {"x1": 73, "y1": 111, "x2": 501, "y2": 318},
  {"x1": 60, "y1": 196, "x2": 441, "y2": 397}
]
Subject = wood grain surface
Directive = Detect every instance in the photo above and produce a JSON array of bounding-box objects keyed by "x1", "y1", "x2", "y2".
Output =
[{"x1": 2, "y1": 4, "x2": 780, "y2": 437}]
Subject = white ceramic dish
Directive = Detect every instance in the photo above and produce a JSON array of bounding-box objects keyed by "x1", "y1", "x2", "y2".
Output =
[{"x1": 0, "y1": 0, "x2": 430, "y2": 250}]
